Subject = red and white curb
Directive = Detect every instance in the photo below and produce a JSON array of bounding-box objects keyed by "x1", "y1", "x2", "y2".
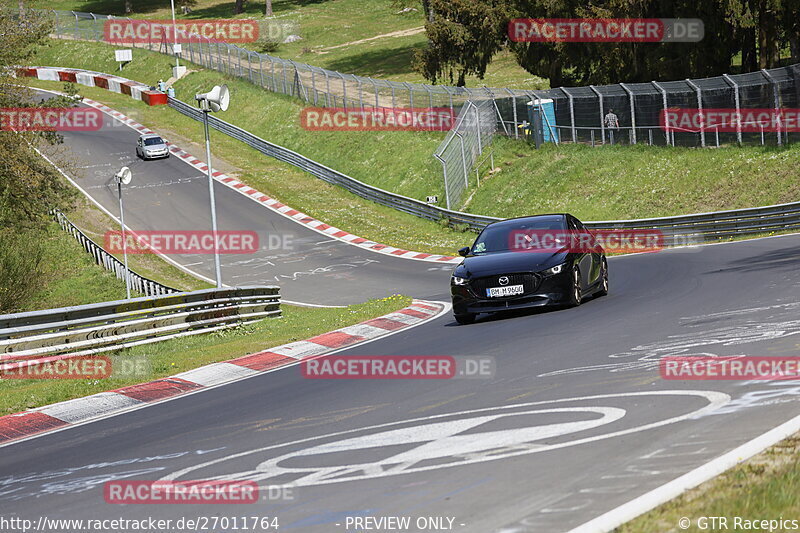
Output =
[
  {"x1": 21, "y1": 66, "x2": 462, "y2": 265},
  {"x1": 0, "y1": 299, "x2": 446, "y2": 446}
]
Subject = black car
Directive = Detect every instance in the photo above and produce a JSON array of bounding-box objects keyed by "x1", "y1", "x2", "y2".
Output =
[{"x1": 450, "y1": 214, "x2": 608, "y2": 324}]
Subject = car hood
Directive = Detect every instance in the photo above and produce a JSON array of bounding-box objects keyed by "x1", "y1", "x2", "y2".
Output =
[
  {"x1": 460, "y1": 250, "x2": 566, "y2": 277},
  {"x1": 145, "y1": 143, "x2": 168, "y2": 151}
]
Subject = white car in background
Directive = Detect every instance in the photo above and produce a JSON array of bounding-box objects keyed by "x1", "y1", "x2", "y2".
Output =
[{"x1": 136, "y1": 133, "x2": 169, "y2": 160}]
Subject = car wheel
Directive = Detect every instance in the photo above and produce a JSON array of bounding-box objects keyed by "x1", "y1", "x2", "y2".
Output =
[
  {"x1": 596, "y1": 258, "x2": 609, "y2": 297},
  {"x1": 454, "y1": 313, "x2": 476, "y2": 325},
  {"x1": 567, "y1": 266, "x2": 582, "y2": 307}
]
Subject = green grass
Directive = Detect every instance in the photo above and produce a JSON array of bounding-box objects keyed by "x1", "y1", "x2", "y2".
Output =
[
  {"x1": 29, "y1": 39, "x2": 477, "y2": 255},
  {"x1": 466, "y1": 140, "x2": 800, "y2": 221},
  {"x1": 28, "y1": 0, "x2": 547, "y2": 89},
  {"x1": 30, "y1": 38, "x2": 800, "y2": 246},
  {"x1": 619, "y1": 435, "x2": 800, "y2": 532},
  {"x1": 0, "y1": 294, "x2": 411, "y2": 415},
  {"x1": 20, "y1": 221, "x2": 130, "y2": 312}
]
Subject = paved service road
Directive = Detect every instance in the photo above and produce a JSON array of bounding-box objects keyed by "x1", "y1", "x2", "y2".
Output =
[{"x1": 7, "y1": 90, "x2": 800, "y2": 532}]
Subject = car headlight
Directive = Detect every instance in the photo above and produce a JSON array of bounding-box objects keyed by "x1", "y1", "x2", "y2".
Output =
[
  {"x1": 451, "y1": 276, "x2": 468, "y2": 286},
  {"x1": 541, "y1": 263, "x2": 566, "y2": 276}
]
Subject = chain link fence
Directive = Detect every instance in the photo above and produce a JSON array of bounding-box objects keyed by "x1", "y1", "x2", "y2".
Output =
[
  {"x1": 434, "y1": 99, "x2": 497, "y2": 209},
  {"x1": 33, "y1": 9, "x2": 800, "y2": 211}
]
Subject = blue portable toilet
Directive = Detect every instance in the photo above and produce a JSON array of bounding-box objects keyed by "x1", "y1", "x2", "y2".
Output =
[
  {"x1": 527, "y1": 99, "x2": 558, "y2": 143},
  {"x1": 167, "y1": 87, "x2": 175, "y2": 98}
]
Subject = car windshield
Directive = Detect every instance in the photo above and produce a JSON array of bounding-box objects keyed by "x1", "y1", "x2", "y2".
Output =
[
  {"x1": 471, "y1": 217, "x2": 567, "y2": 254},
  {"x1": 143, "y1": 137, "x2": 164, "y2": 146}
]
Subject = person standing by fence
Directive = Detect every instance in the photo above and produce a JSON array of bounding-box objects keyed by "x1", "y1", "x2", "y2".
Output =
[{"x1": 604, "y1": 108, "x2": 619, "y2": 144}]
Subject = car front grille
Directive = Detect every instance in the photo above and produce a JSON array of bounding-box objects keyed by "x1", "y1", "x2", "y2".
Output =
[{"x1": 469, "y1": 273, "x2": 540, "y2": 297}]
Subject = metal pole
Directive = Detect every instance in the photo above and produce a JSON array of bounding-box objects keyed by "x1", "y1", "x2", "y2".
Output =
[
  {"x1": 620, "y1": 83, "x2": 636, "y2": 144},
  {"x1": 203, "y1": 110, "x2": 223, "y2": 288},
  {"x1": 723, "y1": 74, "x2": 742, "y2": 144},
  {"x1": 761, "y1": 68, "x2": 782, "y2": 146},
  {"x1": 117, "y1": 181, "x2": 131, "y2": 300},
  {"x1": 170, "y1": 0, "x2": 180, "y2": 69},
  {"x1": 685, "y1": 79, "x2": 705, "y2": 147},
  {"x1": 589, "y1": 85, "x2": 604, "y2": 144},
  {"x1": 561, "y1": 87, "x2": 576, "y2": 143},
  {"x1": 652, "y1": 81, "x2": 670, "y2": 145}
]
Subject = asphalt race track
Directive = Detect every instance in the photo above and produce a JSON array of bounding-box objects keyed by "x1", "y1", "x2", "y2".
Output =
[
  {"x1": 33, "y1": 90, "x2": 452, "y2": 306},
  {"x1": 5, "y1": 90, "x2": 800, "y2": 532}
]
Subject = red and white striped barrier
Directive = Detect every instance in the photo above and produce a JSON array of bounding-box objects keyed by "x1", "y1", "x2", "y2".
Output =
[
  {"x1": 0, "y1": 299, "x2": 445, "y2": 445},
  {"x1": 16, "y1": 66, "x2": 167, "y2": 106}
]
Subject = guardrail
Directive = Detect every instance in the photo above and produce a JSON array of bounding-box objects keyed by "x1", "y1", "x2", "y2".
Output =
[
  {"x1": 0, "y1": 286, "x2": 281, "y2": 370},
  {"x1": 167, "y1": 97, "x2": 800, "y2": 242},
  {"x1": 53, "y1": 209, "x2": 177, "y2": 297},
  {"x1": 30, "y1": 67, "x2": 800, "y2": 244}
]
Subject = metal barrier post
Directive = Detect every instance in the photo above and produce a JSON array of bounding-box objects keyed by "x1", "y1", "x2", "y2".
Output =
[
  {"x1": 652, "y1": 81, "x2": 670, "y2": 145},
  {"x1": 458, "y1": 133, "x2": 468, "y2": 188},
  {"x1": 723, "y1": 74, "x2": 743, "y2": 144},
  {"x1": 762, "y1": 69, "x2": 782, "y2": 146},
  {"x1": 562, "y1": 87, "x2": 576, "y2": 143},
  {"x1": 589, "y1": 85, "x2": 604, "y2": 144},
  {"x1": 620, "y1": 83, "x2": 636, "y2": 144},
  {"x1": 686, "y1": 79, "x2": 705, "y2": 147}
]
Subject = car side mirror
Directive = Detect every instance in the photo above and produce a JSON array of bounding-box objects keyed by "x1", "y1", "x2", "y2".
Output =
[{"x1": 458, "y1": 247, "x2": 470, "y2": 257}]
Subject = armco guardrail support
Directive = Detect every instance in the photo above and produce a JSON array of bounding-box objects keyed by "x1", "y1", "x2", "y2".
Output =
[
  {"x1": 52, "y1": 209, "x2": 177, "y2": 297},
  {"x1": 160, "y1": 94, "x2": 800, "y2": 238},
  {"x1": 0, "y1": 287, "x2": 281, "y2": 362}
]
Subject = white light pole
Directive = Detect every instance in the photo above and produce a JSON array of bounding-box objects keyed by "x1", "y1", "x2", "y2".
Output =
[
  {"x1": 195, "y1": 85, "x2": 230, "y2": 288},
  {"x1": 115, "y1": 166, "x2": 133, "y2": 299},
  {"x1": 169, "y1": 0, "x2": 186, "y2": 79}
]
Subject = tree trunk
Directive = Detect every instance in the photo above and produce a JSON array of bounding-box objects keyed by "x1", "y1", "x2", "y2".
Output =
[
  {"x1": 234, "y1": 0, "x2": 244, "y2": 15},
  {"x1": 124, "y1": 0, "x2": 132, "y2": 14},
  {"x1": 790, "y1": 35, "x2": 799, "y2": 64},
  {"x1": 741, "y1": 28, "x2": 758, "y2": 72},
  {"x1": 422, "y1": 0, "x2": 434, "y2": 23},
  {"x1": 265, "y1": 0, "x2": 272, "y2": 17}
]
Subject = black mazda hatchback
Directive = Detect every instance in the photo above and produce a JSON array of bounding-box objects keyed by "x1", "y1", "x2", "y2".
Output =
[{"x1": 450, "y1": 214, "x2": 608, "y2": 324}]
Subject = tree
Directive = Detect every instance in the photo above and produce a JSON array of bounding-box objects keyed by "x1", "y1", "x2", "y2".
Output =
[
  {"x1": 265, "y1": 0, "x2": 273, "y2": 17},
  {"x1": 234, "y1": 0, "x2": 246, "y2": 15},
  {"x1": 0, "y1": 5, "x2": 78, "y2": 311},
  {"x1": 413, "y1": 0, "x2": 509, "y2": 86}
]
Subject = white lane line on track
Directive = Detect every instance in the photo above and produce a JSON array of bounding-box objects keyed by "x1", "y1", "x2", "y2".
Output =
[
  {"x1": 0, "y1": 300, "x2": 450, "y2": 449},
  {"x1": 31, "y1": 87, "x2": 345, "y2": 309},
  {"x1": 568, "y1": 410, "x2": 800, "y2": 533}
]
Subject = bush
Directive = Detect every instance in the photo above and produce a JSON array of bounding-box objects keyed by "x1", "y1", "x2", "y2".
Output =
[{"x1": 0, "y1": 231, "x2": 45, "y2": 314}]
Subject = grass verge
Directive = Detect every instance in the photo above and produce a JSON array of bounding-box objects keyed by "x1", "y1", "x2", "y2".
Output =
[
  {"x1": 619, "y1": 433, "x2": 800, "y2": 532},
  {"x1": 18, "y1": 220, "x2": 129, "y2": 312},
  {"x1": 0, "y1": 294, "x2": 411, "y2": 415},
  {"x1": 31, "y1": 39, "x2": 800, "y2": 238},
  {"x1": 28, "y1": 42, "x2": 476, "y2": 254},
  {"x1": 28, "y1": 0, "x2": 545, "y2": 89},
  {"x1": 64, "y1": 196, "x2": 212, "y2": 292}
]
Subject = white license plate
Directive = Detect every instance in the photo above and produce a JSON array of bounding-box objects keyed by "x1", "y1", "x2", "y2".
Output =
[{"x1": 487, "y1": 284, "x2": 524, "y2": 297}]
